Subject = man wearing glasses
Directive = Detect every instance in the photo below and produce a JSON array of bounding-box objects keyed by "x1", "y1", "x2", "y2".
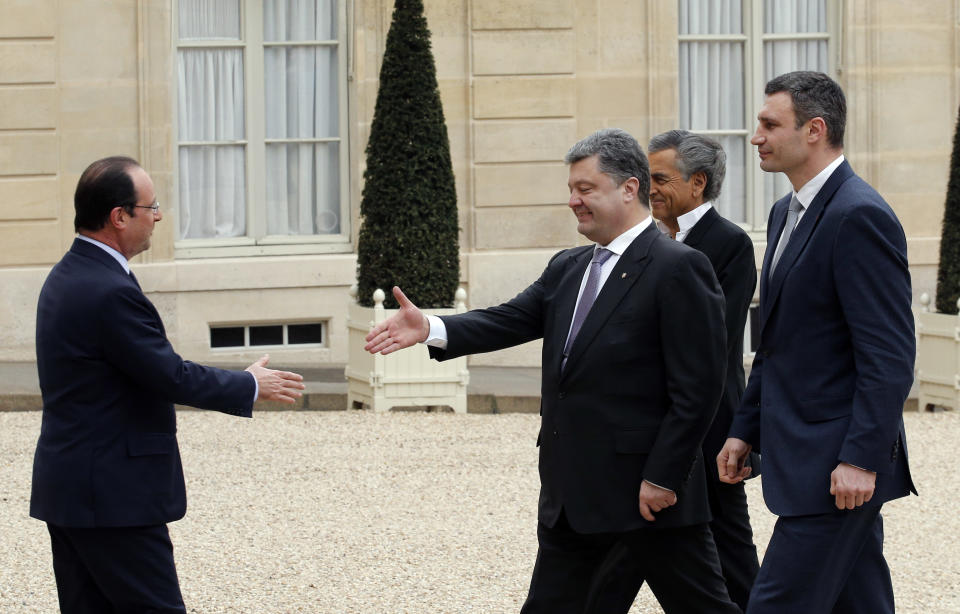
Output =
[{"x1": 30, "y1": 156, "x2": 306, "y2": 613}]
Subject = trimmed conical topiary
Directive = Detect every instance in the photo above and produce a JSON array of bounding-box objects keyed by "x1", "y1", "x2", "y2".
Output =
[
  {"x1": 936, "y1": 104, "x2": 960, "y2": 314},
  {"x1": 356, "y1": 0, "x2": 459, "y2": 309}
]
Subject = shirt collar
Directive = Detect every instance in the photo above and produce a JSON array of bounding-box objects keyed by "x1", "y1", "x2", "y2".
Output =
[
  {"x1": 794, "y1": 154, "x2": 845, "y2": 209},
  {"x1": 654, "y1": 202, "x2": 713, "y2": 240},
  {"x1": 677, "y1": 202, "x2": 713, "y2": 234},
  {"x1": 599, "y1": 216, "x2": 653, "y2": 256},
  {"x1": 77, "y1": 234, "x2": 130, "y2": 274}
]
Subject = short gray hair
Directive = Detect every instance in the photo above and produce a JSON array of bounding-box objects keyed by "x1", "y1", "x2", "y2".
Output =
[
  {"x1": 648, "y1": 130, "x2": 726, "y2": 203},
  {"x1": 564, "y1": 128, "x2": 649, "y2": 206}
]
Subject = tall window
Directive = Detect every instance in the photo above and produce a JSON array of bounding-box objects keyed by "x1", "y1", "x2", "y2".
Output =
[
  {"x1": 176, "y1": 0, "x2": 347, "y2": 256},
  {"x1": 679, "y1": 0, "x2": 830, "y2": 228}
]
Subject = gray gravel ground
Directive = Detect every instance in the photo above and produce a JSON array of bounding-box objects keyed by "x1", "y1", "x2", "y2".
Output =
[{"x1": 1, "y1": 410, "x2": 958, "y2": 613}]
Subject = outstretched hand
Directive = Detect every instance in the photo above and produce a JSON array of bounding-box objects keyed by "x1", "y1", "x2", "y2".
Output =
[
  {"x1": 245, "y1": 354, "x2": 305, "y2": 403},
  {"x1": 717, "y1": 437, "x2": 753, "y2": 484},
  {"x1": 364, "y1": 287, "x2": 429, "y2": 355}
]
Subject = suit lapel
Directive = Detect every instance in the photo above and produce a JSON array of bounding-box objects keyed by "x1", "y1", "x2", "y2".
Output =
[
  {"x1": 758, "y1": 194, "x2": 790, "y2": 313},
  {"x1": 547, "y1": 247, "x2": 593, "y2": 375},
  {"x1": 561, "y1": 224, "x2": 656, "y2": 378},
  {"x1": 682, "y1": 206, "x2": 720, "y2": 250},
  {"x1": 760, "y1": 160, "x2": 854, "y2": 328}
]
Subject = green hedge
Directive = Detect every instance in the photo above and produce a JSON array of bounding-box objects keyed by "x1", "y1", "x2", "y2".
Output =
[
  {"x1": 936, "y1": 104, "x2": 960, "y2": 314},
  {"x1": 356, "y1": 0, "x2": 459, "y2": 309}
]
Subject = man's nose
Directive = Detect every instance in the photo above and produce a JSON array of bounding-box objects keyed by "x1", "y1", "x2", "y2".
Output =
[{"x1": 750, "y1": 131, "x2": 763, "y2": 145}]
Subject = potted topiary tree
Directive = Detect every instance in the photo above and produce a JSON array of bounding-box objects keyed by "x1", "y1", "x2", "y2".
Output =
[
  {"x1": 915, "y1": 104, "x2": 960, "y2": 411},
  {"x1": 345, "y1": 0, "x2": 467, "y2": 412}
]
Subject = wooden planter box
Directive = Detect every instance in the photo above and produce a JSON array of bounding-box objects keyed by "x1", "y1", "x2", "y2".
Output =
[
  {"x1": 345, "y1": 287, "x2": 469, "y2": 413},
  {"x1": 915, "y1": 293, "x2": 960, "y2": 411}
]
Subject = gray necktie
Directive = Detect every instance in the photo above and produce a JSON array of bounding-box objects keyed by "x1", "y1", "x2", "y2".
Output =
[
  {"x1": 562, "y1": 248, "x2": 613, "y2": 370},
  {"x1": 768, "y1": 195, "x2": 804, "y2": 277}
]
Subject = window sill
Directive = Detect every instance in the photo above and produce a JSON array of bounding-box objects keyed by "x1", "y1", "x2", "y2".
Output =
[{"x1": 174, "y1": 238, "x2": 353, "y2": 259}]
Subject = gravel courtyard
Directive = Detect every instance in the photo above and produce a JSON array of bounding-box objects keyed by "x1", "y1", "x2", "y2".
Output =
[{"x1": 1, "y1": 410, "x2": 957, "y2": 613}]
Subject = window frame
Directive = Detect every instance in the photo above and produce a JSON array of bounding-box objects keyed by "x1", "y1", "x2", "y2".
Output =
[
  {"x1": 680, "y1": 0, "x2": 840, "y2": 234},
  {"x1": 172, "y1": 0, "x2": 351, "y2": 259}
]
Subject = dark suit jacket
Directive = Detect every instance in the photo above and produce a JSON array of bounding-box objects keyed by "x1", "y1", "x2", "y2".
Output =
[
  {"x1": 683, "y1": 207, "x2": 758, "y2": 509},
  {"x1": 729, "y1": 161, "x2": 916, "y2": 517},
  {"x1": 431, "y1": 223, "x2": 727, "y2": 534},
  {"x1": 30, "y1": 238, "x2": 256, "y2": 528}
]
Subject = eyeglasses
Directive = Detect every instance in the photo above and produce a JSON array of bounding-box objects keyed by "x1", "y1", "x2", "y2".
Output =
[{"x1": 132, "y1": 201, "x2": 160, "y2": 214}]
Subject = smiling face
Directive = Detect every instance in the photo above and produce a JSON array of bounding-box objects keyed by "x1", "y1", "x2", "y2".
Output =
[
  {"x1": 751, "y1": 91, "x2": 811, "y2": 178},
  {"x1": 567, "y1": 155, "x2": 643, "y2": 246},
  {"x1": 648, "y1": 148, "x2": 704, "y2": 230}
]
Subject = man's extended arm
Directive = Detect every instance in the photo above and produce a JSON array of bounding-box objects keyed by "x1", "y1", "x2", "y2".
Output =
[{"x1": 103, "y1": 285, "x2": 303, "y2": 409}]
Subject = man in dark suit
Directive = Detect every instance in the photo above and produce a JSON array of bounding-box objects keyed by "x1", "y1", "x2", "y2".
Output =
[
  {"x1": 31, "y1": 156, "x2": 306, "y2": 614},
  {"x1": 365, "y1": 129, "x2": 740, "y2": 613},
  {"x1": 590, "y1": 130, "x2": 760, "y2": 611},
  {"x1": 719, "y1": 72, "x2": 916, "y2": 614}
]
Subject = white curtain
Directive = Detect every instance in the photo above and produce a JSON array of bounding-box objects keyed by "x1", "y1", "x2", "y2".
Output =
[
  {"x1": 177, "y1": 47, "x2": 246, "y2": 239},
  {"x1": 762, "y1": 0, "x2": 829, "y2": 208},
  {"x1": 679, "y1": 0, "x2": 746, "y2": 222},
  {"x1": 680, "y1": 0, "x2": 828, "y2": 223},
  {"x1": 179, "y1": 0, "x2": 241, "y2": 40},
  {"x1": 263, "y1": 0, "x2": 340, "y2": 235}
]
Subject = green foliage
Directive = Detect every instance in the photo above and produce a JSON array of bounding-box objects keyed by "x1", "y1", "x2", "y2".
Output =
[
  {"x1": 356, "y1": 0, "x2": 459, "y2": 309},
  {"x1": 937, "y1": 105, "x2": 960, "y2": 314}
]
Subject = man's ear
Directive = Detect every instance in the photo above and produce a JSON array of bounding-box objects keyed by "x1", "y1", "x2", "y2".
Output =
[
  {"x1": 691, "y1": 171, "x2": 707, "y2": 199},
  {"x1": 622, "y1": 176, "x2": 640, "y2": 202},
  {"x1": 807, "y1": 117, "x2": 828, "y2": 144},
  {"x1": 109, "y1": 206, "x2": 127, "y2": 230}
]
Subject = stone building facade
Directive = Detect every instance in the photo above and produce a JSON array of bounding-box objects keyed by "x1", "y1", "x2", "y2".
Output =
[{"x1": 0, "y1": 0, "x2": 953, "y2": 367}]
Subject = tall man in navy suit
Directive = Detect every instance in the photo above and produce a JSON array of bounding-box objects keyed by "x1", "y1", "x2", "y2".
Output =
[
  {"x1": 364, "y1": 129, "x2": 740, "y2": 613},
  {"x1": 718, "y1": 72, "x2": 916, "y2": 614},
  {"x1": 31, "y1": 156, "x2": 306, "y2": 613},
  {"x1": 591, "y1": 130, "x2": 760, "y2": 611}
]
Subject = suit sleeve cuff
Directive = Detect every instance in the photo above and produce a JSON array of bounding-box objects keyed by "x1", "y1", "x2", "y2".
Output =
[{"x1": 424, "y1": 315, "x2": 448, "y2": 349}]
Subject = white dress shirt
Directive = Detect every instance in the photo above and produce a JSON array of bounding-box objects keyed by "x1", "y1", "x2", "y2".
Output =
[
  {"x1": 654, "y1": 202, "x2": 714, "y2": 244},
  {"x1": 770, "y1": 154, "x2": 845, "y2": 258}
]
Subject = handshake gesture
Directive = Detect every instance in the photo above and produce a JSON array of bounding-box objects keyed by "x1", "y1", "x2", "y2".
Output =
[
  {"x1": 245, "y1": 354, "x2": 306, "y2": 403},
  {"x1": 363, "y1": 287, "x2": 430, "y2": 355}
]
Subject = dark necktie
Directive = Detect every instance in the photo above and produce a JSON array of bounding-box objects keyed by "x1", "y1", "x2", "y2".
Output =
[
  {"x1": 769, "y1": 195, "x2": 803, "y2": 277},
  {"x1": 562, "y1": 248, "x2": 613, "y2": 370}
]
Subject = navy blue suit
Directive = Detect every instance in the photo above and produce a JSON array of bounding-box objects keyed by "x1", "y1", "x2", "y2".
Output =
[
  {"x1": 32, "y1": 238, "x2": 255, "y2": 612},
  {"x1": 729, "y1": 161, "x2": 916, "y2": 613}
]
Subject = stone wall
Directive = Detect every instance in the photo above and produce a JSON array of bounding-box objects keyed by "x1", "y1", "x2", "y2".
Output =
[{"x1": 0, "y1": 0, "x2": 955, "y2": 367}]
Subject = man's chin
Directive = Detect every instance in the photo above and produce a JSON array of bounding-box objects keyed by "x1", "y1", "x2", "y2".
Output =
[{"x1": 759, "y1": 159, "x2": 779, "y2": 173}]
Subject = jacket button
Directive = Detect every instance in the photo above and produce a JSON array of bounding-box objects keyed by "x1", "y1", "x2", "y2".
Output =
[
  {"x1": 558, "y1": 392, "x2": 566, "y2": 399},
  {"x1": 553, "y1": 430, "x2": 559, "y2": 437}
]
